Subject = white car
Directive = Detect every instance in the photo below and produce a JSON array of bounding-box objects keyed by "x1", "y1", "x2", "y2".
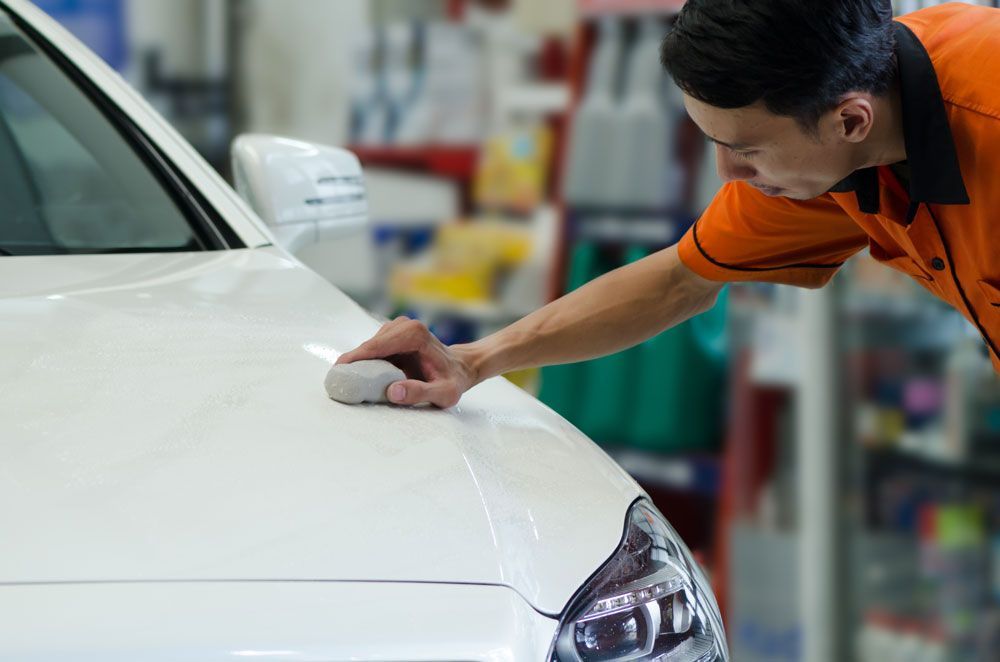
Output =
[{"x1": 0, "y1": 1, "x2": 728, "y2": 660}]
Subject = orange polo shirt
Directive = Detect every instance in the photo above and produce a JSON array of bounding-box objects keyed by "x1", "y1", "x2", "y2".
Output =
[{"x1": 677, "y1": 4, "x2": 1000, "y2": 370}]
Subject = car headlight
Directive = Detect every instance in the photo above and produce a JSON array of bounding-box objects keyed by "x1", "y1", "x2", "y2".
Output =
[{"x1": 549, "y1": 499, "x2": 729, "y2": 661}]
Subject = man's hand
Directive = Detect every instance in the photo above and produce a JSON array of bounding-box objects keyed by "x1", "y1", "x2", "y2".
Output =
[
  {"x1": 337, "y1": 317, "x2": 478, "y2": 408},
  {"x1": 338, "y1": 246, "x2": 721, "y2": 409}
]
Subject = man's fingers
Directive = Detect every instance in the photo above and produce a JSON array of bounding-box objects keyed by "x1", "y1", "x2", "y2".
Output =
[
  {"x1": 336, "y1": 340, "x2": 385, "y2": 364},
  {"x1": 338, "y1": 319, "x2": 430, "y2": 365},
  {"x1": 371, "y1": 316, "x2": 411, "y2": 338},
  {"x1": 335, "y1": 316, "x2": 467, "y2": 408},
  {"x1": 386, "y1": 379, "x2": 461, "y2": 409},
  {"x1": 336, "y1": 346, "x2": 372, "y2": 365}
]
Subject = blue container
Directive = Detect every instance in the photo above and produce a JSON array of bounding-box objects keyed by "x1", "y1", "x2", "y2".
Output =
[{"x1": 33, "y1": 0, "x2": 127, "y2": 71}]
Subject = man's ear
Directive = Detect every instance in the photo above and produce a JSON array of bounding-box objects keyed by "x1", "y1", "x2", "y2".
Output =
[{"x1": 834, "y1": 95, "x2": 875, "y2": 143}]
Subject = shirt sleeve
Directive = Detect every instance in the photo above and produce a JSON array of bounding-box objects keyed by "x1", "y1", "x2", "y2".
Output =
[{"x1": 677, "y1": 181, "x2": 870, "y2": 288}]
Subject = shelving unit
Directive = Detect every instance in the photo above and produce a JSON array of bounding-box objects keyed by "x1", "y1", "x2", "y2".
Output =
[
  {"x1": 350, "y1": 145, "x2": 481, "y2": 212},
  {"x1": 549, "y1": 0, "x2": 703, "y2": 299},
  {"x1": 543, "y1": 0, "x2": 729, "y2": 604},
  {"x1": 350, "y1": 0, "x2": 572, "y2": 339},
  {"x1": 864, "y1": 446, "x2": 1000, "y2": 491}
]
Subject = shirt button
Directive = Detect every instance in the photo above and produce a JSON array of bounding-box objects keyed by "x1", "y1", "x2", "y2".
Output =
[{"x1": 931, "y1": 257, "x2": 946, "y2": 271}]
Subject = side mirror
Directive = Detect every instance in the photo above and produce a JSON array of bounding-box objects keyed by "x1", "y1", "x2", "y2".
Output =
[{"x1": 230, "y1": 134, "x2": 368, "y2": 253}]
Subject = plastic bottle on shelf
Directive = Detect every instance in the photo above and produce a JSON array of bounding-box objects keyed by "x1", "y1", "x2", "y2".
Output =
[
  {"x1": 390, "y1": 23, "x2": 437, "y2": 147},
  {"x1": 382, "y1": 23, "x2": 419, "y2": 145},
  {"x1": 422, "y1": 22, "x2": 485, "y2": 144},
  {"x1": 572, "y1": 245, "x2": 646, "y2": 443},
  {"x1": 626, "y1": 285, "x2": 728, "y2": 452},
  {"x1": 563, "y1": 17, "x2": 623, "y2": 208},
  {"x1": 606, "y1": 16, "x2": 683, "y2": 210},
  {"x1": 349, "y1": 28, "x2": 385, "y2": 145},
  {"x1": 354, "y1": 27, "x2": 392, "y2": 146},
  {"x1": 538, "y1": 242, "x2": 609, "y2": 422}
]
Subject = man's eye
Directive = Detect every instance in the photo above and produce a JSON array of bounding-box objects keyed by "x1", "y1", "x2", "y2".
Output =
[{"x1": 732, "y1": 150, "x2": 755, "y2": 160}]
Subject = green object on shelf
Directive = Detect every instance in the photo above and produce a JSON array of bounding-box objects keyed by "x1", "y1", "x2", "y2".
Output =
[
  {"x1": 573, "y1": 245, "x2": 648, "y2": 443},
  {"x1": 538, "y1": 241, "x2": 608, "y2": 421},
  {"x1": 627, "y1": 284, "x2": 728, "y2": 452}
]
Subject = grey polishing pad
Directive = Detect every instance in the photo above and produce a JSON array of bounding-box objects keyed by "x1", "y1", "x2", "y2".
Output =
[{"x1": 325, "y1": 359, "x2": 406, "y2": 404}]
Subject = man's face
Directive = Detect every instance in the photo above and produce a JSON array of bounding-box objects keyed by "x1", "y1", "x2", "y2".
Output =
[{"x1": 683, "y1": 94, "x2": 859, "y2": 200}]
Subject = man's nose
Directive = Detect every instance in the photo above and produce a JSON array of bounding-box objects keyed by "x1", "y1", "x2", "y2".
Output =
[{"x1": 715, "y1": 144, "x2": 756, "y2": 183}]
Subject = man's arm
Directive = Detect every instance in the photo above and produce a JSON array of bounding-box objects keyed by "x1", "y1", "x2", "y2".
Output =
[{"x1": 337, "y1": 244, "x2": 724, "y2": 407}]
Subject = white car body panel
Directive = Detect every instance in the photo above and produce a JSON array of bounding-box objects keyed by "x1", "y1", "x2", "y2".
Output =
[
  {"x1": 0, "y1": 0, "x2": 653, "y2": 655},
  {"x1": 0, "y1": 582, "x2": 557, "y2": 660},
  {"x1": 0, "y1": 248, "x2": 640, "y2": 617}
]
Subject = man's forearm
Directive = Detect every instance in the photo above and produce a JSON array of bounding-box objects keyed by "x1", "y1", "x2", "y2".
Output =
[{"x1": 455, "y1": 245, "x2": 723, "y2": 385}]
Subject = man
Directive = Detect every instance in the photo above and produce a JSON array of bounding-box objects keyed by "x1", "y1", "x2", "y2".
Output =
[{"x1": 338, "y1": 0, "x2": 1000, "y2": 407}]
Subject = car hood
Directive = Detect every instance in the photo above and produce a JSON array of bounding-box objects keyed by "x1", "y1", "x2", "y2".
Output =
[{"x1": 0, "y1": 248, "x2": 639, "y2": 615}]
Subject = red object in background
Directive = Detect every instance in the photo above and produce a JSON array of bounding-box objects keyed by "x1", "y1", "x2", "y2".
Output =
[
  {"x1": 348, "y1": 146, "x2": 480, "y2": 180},
  {"x1": 538, "y1": 37, "x2": 570, "y2": 81},
  {"x1": 711, "y1": 351, "x2": 787, "y2": 625},
  {"x1": 642, "y1": 482, "x2": 718, "y2": 561},
  {"x1": 546, "y1": 19, "x2": 593, "y2": 303},
  {"x1": 348, "y1": 145, "x2": 481, "y2": 213},
  {"x1": 445, "y1": 0, "x2": 466, "y2": 21},
  {"x1": 579, "y1": 0, "x2": 686, "y2": 16},
  {"x1": 447, "y1": 0, "x2": 512, "y2": 22}
]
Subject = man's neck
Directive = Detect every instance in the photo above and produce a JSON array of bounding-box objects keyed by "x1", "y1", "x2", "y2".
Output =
[{"x1": 858, "y1": 81, "x2": 908, "y2": 169}]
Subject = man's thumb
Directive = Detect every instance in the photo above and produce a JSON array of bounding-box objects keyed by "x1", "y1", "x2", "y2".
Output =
[{"x1": 386, "y1": 379, "x2": 460, "y2": 408}]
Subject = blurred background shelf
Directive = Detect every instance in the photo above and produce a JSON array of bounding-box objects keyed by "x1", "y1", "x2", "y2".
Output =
[
  {"x1": 348, "y1": 145, "x2": 481, "y2": 179},
  {"x1": 864, "y1": 446, "x2": 1000, "y2": 491}
]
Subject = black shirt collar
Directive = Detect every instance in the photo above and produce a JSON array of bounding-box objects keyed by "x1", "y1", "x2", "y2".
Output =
[{"x1": 833, "y1": 21, "x2": 969, "y2": 215}]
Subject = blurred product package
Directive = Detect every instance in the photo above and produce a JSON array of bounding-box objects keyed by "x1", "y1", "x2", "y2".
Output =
[{"x1": 474, "y1": 125, "x2": 553, "y2": 214}]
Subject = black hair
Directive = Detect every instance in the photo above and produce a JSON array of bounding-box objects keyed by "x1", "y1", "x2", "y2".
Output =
[{"x1": 660, "y1": 0, "x2": 897, "y2": 128}]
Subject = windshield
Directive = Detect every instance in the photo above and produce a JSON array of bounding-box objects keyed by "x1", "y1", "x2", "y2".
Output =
[{"x1": 0, "y1": 10, "x2": 204, "y2": 256}]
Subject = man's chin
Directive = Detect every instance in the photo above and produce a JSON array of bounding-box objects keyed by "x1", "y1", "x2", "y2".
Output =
[
  {"x1": 781, "y1": 186, "x2": 832, "y2": 200},
  {"x1": 749, "y1": 182, "x2": 829, "y2": 200},
  {"x1": 750, "y1": 183, "x2": 786, "y2": 197}
]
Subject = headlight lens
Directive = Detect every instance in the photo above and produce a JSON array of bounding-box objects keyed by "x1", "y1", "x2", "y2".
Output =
[{"x1": 550, "y1": 500, "x2": 728, "y2": 661}]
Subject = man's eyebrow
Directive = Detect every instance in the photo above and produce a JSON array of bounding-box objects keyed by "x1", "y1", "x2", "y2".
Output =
[{"x1": 706, "y1": 135, "x2": 754, "y2": 151}]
